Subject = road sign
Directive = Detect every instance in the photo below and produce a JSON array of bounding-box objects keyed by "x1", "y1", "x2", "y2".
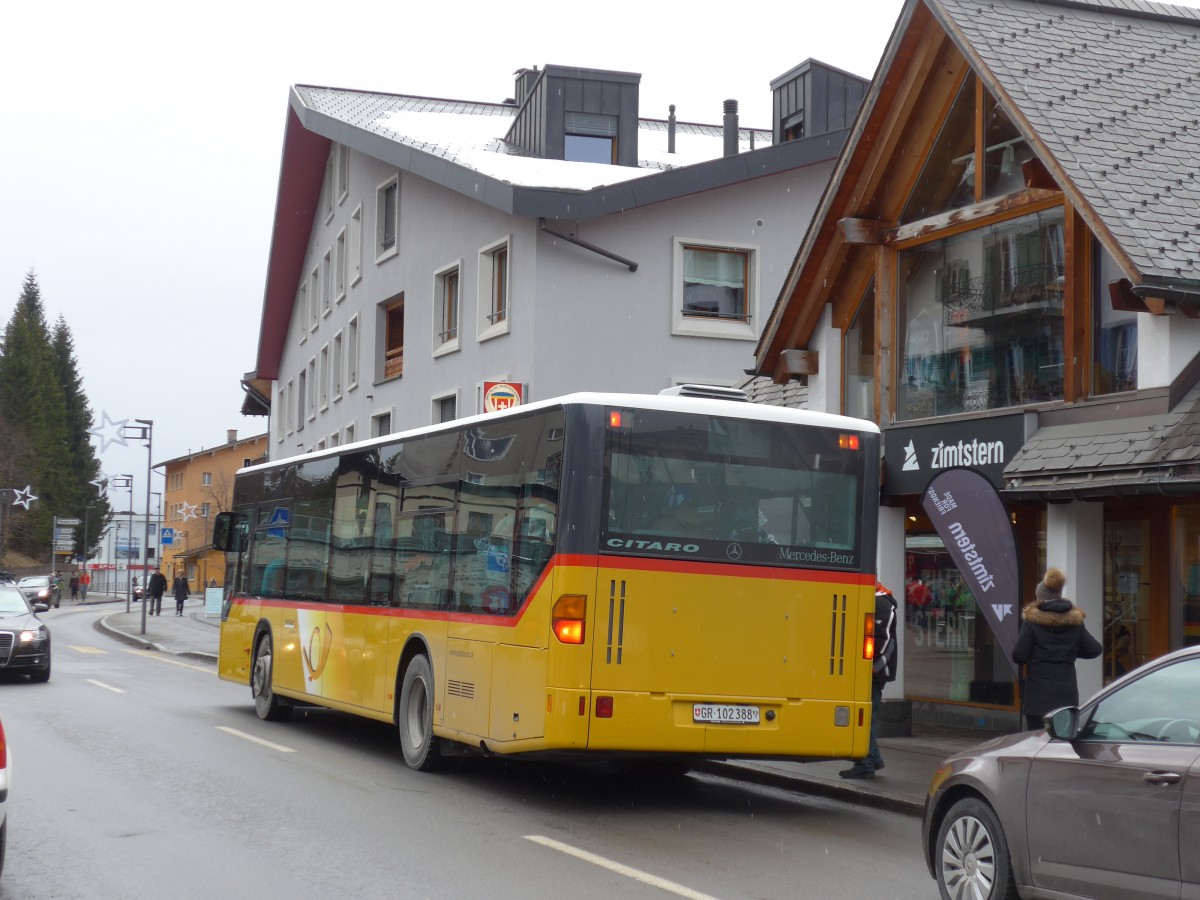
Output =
[
  {"x1": 57, "y1": 517, "x2": 81, "y2": 526},
  {"x1": 53, "y1": 541, "x2": 74, "y2": 551},
  {"x1": 55, "y1": 528, "x2": 74, "y2": 540},
  {"x1": 161, "y1": 527, "x2": 175, "y2": 545}
]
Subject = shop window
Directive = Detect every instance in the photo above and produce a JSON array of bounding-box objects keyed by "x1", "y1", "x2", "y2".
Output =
[
  {"x1": 896, "y1": 207, "x2": 1065, "y2": 420},
  {"x1": 982, "y1": 94, "x2": 1036, "y2": 200},
  {"x1": 843, "y1": 280, "x2": 876, "y2": 420},
  {"x1": 1092, "y1": 242, "x2": 1138, "y2": 395},
  {"x1": 900, "y1": 73, "x2": 976, "y2": 224},
  {"x1": 1171, "y1": 505, "x2": 1200, "y2": 649}
]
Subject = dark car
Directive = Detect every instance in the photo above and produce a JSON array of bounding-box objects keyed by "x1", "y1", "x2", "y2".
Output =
[
  {"x1": 0, "y1": 586, "x2": 51, "y2": 682},
  {"x1": 16, "y1": 575, "x2": 60, "y2": 609},
  {"x1": 922, "y1": 645, "x2": 1200, "y2": 899}
]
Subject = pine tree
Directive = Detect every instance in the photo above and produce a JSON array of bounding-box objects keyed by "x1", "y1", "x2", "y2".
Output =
[
  {"x1": 0, "y1": 271, "x2": 74, "y2": 559},
  {"x1": 51, "y1": 315, "x2": 111, "y2": 560}
]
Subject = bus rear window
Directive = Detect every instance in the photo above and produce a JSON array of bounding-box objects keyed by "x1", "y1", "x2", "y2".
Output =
[{"x1": 602, "y1": 410, "x2": 865, "y2": 570}]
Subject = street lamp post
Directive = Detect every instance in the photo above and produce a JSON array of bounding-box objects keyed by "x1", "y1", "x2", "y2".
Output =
[{"x1": 109, "y1": 475, "x2": 134, "y2": 612}]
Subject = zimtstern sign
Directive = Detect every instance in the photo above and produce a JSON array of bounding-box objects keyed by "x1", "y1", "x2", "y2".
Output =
[{"x1": 883, "y1": 413, "x2": 1026, "y2": 496}]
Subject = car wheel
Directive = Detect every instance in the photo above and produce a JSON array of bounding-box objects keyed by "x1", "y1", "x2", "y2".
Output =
[
  {"x1": 398, "y1": 655, "x2": 443, "y2": 771},
  {"x1": 251, "y1": 631, "x2": 291, "y2": 722},
  {"x1": 935, "y1": 797, "x2": 1018, "y2": 900},
  {"x1": 29, "y1": 657, "x2": 50, "y2": 684}
]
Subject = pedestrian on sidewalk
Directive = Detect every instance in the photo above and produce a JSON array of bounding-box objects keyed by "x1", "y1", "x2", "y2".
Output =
[
  {"x1": 841, "y1": 582, "x2": 899, "y2": 780},
  {"x1": 80, "y1": 570, "x2": 90, "y2": 601},
  {"x1": 1012, "y1": 567, "x2": 1102, "y2": 730},
  {"x1": 173, "y1": 571, "x2": 190, "y2": 616},
  {"x1": 147, "y1": 570, "x2": 168, "y2": 616},
  {"x1": 69, "y1": 572, "x2": 80, "y2": 602}
]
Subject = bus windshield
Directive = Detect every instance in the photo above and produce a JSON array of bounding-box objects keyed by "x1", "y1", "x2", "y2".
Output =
[{"x1": 602, "y1": 408, "x2": 866, "y2": 570}]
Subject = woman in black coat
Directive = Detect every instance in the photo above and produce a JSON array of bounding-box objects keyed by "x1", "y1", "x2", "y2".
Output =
[{"x1": 1012, "y1": 567, "x2": 1102, "y2": 729}]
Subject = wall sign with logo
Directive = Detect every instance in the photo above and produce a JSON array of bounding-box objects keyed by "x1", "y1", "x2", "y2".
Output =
[
  {"x1": 483, "y1": 381, "x2": 523, "y2": 413},
  {"x1": 883, "y1": 414, "x2": 1027, "y2": 496}
]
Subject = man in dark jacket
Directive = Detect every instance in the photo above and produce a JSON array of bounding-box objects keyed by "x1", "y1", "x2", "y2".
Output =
[
  {"x1": 1012, "y1": 567, "x2": 1102, "y2": 729},
  {"x1": 146, "y1": 570, "x2": 168, "y2": 617},
  {"x1": 841, "y1": 583, "x2": 898, "y2": 779}
]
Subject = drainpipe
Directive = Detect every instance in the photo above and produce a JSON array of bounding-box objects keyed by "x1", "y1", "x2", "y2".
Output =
[{"x1": 668, "y1": 104, "x2": 676, "y2": 154}]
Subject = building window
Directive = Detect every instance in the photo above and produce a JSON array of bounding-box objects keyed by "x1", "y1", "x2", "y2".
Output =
[
  {"x1": 376, "y1": 176, "x2": 398, "y2": 260},
  {"x1": 347, "y1": 316, "x2": 359, "y2": 390},
  {"x1": 478, "y1": 238, "x2": 510, "y2": 340},
  {"x1": 844, "y1": 281, "x2": 876, "y2": 420},
  {"x1": 307, "y1": 359, "x2": 317, "y2": 420},
  {"x1": 344, "y1": 424, "x2": 355, "y2": 444},
  {"x1": 337, "y1": 145, "x2": 349, "y2": 203},
  {"x1": 332, "y1": 332, "x2": 343, "y2": 400},
  {"x1": 285, "y1": 379, "x2": 294, "y2": 435},
  {"x1": 435, "y1": 394, "x2": 456, "y2": 423},
  {"x1": 350, "y1": 204, "x2": 363, "y2": 286},
  {"x1": 319, "y1": 344, "x2": 330, "y2": 410},
  {"x1": 382, "y1": 297, "x2": 404, "y2": 380},
  {"x1": 896, "y1": 206, "x2": 1065, "y2": 421},
  {"x1": 329, "y1": 431, "x2": 340, "y2": 448},
  {"x1": 201, "y1": 472, "x2": 212, "y2": 487},
  {"x1": 278, "y1": 385, "x2": 288, "y2": 440},
  {"x1": 322, "y1": 249, "x2": 333, "y2": 315},
  {"x1": 324, "y1": 151, "x2": 335, "y2": 222},
  {"x1": 296, "y1": 371, "x2": 306, "y2": 432},
  {"x1": 372, "y1": 412, "x2": 391, "y2": 437},
  {"x1": 296, "y1": 284, "x2": 307, "y2": 344},
  {"x1": 309, "y1": 267, "x2": 320, "y2": 332},
  {"x1": 335, "y1": 229, "x2": 347, "y2": 303},
  {"x1": 435, "y1": 263, "x2": 460, "y2": 352},
  {"x1": 565, "y1": 134, "x2": 615, "y2": 163},
  {"x1": 1093, "y1": 242, "x2": 1137, "y2": 395},
  {"x1": 671, "y1": 239, "x2": 757, "y2": 340}
]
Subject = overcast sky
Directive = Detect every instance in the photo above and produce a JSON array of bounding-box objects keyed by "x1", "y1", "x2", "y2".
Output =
[{"x1": 4, "y1": 0, "x2": 1194, "y2": 511}]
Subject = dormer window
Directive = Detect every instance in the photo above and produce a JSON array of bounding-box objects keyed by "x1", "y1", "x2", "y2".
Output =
[{"x1": 564, "y1": 113, "x2": 617, "y2": 164}]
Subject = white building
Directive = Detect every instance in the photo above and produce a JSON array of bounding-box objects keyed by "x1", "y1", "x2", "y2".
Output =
[
  {"x1": 241, "y1": 61, "x2": 867, "y2": 453},
  {"x1": 89, "y1": 512, "x2": 160, "y2": 595}
]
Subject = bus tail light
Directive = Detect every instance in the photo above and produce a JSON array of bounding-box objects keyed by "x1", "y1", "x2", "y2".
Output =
[
  {"x1": 553, "y1": 594, "x2": 587, "y2": 644},
  {"x1": 595, "y1": 696, "x2": 613, "y2": 718},
  {"x1": 838, "y1": 433, "x2": 861, "y2": 450},
  {"x1": 863, "y1": 612, "x2": 875, "y2": 660}
]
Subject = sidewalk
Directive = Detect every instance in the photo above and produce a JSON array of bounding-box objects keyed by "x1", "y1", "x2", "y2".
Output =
[{"x1": 87, "y1": 595, "x2": 985, "y2": 816}]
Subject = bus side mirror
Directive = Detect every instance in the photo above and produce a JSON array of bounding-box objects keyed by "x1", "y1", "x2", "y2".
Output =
[{"x1": 213, "y1": 512, "x2": 248, "y2": 552}]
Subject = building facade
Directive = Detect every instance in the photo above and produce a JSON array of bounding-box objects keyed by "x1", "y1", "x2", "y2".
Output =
[
  {"x1": 242, "y1": 61, "x2": 868, "y2": 453},
  {"x1": 158, "y1": 430, "x2": 267, "y2": 589},
  {"x1": 754, "y1": 0, "x2": 1200, "y2": 729}
]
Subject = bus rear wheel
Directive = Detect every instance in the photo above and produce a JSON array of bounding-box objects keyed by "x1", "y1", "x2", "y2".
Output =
[
  {"x1": 398, "y1": 655, "x2": 443, "y2": 771},
  {"x1": 252, "y1": 632, "x2": 292, "y2": 722}
]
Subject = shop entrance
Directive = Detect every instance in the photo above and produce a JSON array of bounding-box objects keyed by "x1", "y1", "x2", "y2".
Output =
[{"x1": 1103, "y1": 516, "x2": 1152, "y2": 683}]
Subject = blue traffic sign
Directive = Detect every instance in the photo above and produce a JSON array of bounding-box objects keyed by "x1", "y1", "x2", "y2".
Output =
[{"x1": 161, "y1": 527, "x2": 175, "y2": 545}]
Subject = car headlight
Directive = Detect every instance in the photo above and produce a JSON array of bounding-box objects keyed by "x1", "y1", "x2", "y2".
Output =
[
  {"x1": 36, "y1": 589, "x2": 50, "y2": 599},
  {"x1": 18, "y1": 628, "x2": 47, "y2": 643}
]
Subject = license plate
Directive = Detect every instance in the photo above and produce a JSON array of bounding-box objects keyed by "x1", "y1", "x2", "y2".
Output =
[{"x1": 692, "y1": 703, "x2": 760, "y2": 725}]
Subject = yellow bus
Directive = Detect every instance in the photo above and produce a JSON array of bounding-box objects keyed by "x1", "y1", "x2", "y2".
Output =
[{"x1": 214, "y1": 389, "x2": 881, "y2": 770}]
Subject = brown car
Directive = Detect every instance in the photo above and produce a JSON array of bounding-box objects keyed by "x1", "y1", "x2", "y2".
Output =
[{"x1": 922, "y1": 644, "x2": 1200, "y2": 899}]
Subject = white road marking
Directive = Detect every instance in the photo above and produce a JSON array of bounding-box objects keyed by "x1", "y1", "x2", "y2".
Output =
[
  {"x1": 122, "y1": 648, "x2": 214, "y2": 673},
  {"x1": 216, "y1": 726, "x2": 297, "y2": 754},
  {"x1": 524, "y1": 835, "x2": 721, "y2": 900},
  {"x1": 69, "y1": 645, "x2": 107, "y2": 654},
  {"x1": 85, "y1": 679, "x2": 125, "y2": 693}
]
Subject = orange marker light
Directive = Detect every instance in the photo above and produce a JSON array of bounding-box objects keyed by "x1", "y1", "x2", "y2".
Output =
[
  {"x1": 552, "y1": 594, "x2": 587, "y2": 645},
  {"x1": 863, "y1": 612, "x2": 876, "y2": 660},
  {"x1": 839, "y1": 434, "x2": 861, "y2": 450},
  {"x1": 609, "y1": 410, "x2": 622, "y2": 428}
]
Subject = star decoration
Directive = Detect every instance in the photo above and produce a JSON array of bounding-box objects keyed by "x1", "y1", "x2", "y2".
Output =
[
  {"x1": 89, "y1": 478, "x2": 106, "y2": 491},
  {"x1": 10, "y1": 485, "x2": 37, "y2": 509},
  {"x1": 179, "y1": 501, "x2": 199, "y2": 522},
  {"x1": 88, "y1": 411, "x2": 130, "y2": 452}
]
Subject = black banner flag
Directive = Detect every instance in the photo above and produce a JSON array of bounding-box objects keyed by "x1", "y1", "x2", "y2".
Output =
[{"x1": 920, "y1": 468, "x2": 1021, "y2": 678}]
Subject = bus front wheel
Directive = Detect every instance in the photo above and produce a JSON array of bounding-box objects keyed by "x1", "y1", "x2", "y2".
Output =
[
  {"x1": 252, "y1": 631, "x2": 292, "y2": 722},
  {"x1": 398, "y1": 655, "x2": 443, "y2": 771}
]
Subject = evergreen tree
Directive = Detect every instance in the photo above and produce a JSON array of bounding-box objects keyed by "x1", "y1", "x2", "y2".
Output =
[
  {"x1": 51, "y1": 315, "x2": 111, "y2": 560},
  {"x1": 0, "y1": 271, "x2": 74, "y2": 559}
]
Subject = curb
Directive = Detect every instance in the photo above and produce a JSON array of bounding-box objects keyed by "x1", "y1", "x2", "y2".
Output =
[
  {"x1": 695, "y1": 761, "x2": 924, "y2": 817},
  {"x1": 92, "y1": 613, "x2": 218, "y2": 664}
]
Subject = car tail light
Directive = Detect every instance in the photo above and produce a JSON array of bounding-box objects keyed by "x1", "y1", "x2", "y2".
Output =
[
  {"x1": 863, "y1": 612, "x2": 875, "y2": 660},
  {"x1": 552, "y1": 594, "x2": 586, "y2": 644}
]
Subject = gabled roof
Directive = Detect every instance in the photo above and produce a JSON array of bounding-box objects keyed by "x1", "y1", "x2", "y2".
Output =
[
  {"x1": 756, "y1": 0, "x2": 1200, "y2": 375},
  {"x1": 253, "y1": 75, "x2": 850, "y2": 382}
]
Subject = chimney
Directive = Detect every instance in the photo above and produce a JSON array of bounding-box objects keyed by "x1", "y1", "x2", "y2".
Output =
[
  {"x1": 723, "y1": 99, "x2": 739, "y2": 157},
  {"x1": 227, "y1": 429, "x2": 238, "y2": 444},
  {"x1": 668, "y1": 104, "x2": 676, "y2": 154}
]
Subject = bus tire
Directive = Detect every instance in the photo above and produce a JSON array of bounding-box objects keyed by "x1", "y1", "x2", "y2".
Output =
[
  {"x1": 398, "y1": 655, "x2": 443, "y2": 771},
  {"x1": 252, "y1": 630, "x2": 292, "y2": 722}
]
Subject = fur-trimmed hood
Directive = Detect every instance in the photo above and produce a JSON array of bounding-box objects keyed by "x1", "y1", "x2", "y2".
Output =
[{"x1": 1023, "y1": 602, "x2": 1086, "y2": 628}]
